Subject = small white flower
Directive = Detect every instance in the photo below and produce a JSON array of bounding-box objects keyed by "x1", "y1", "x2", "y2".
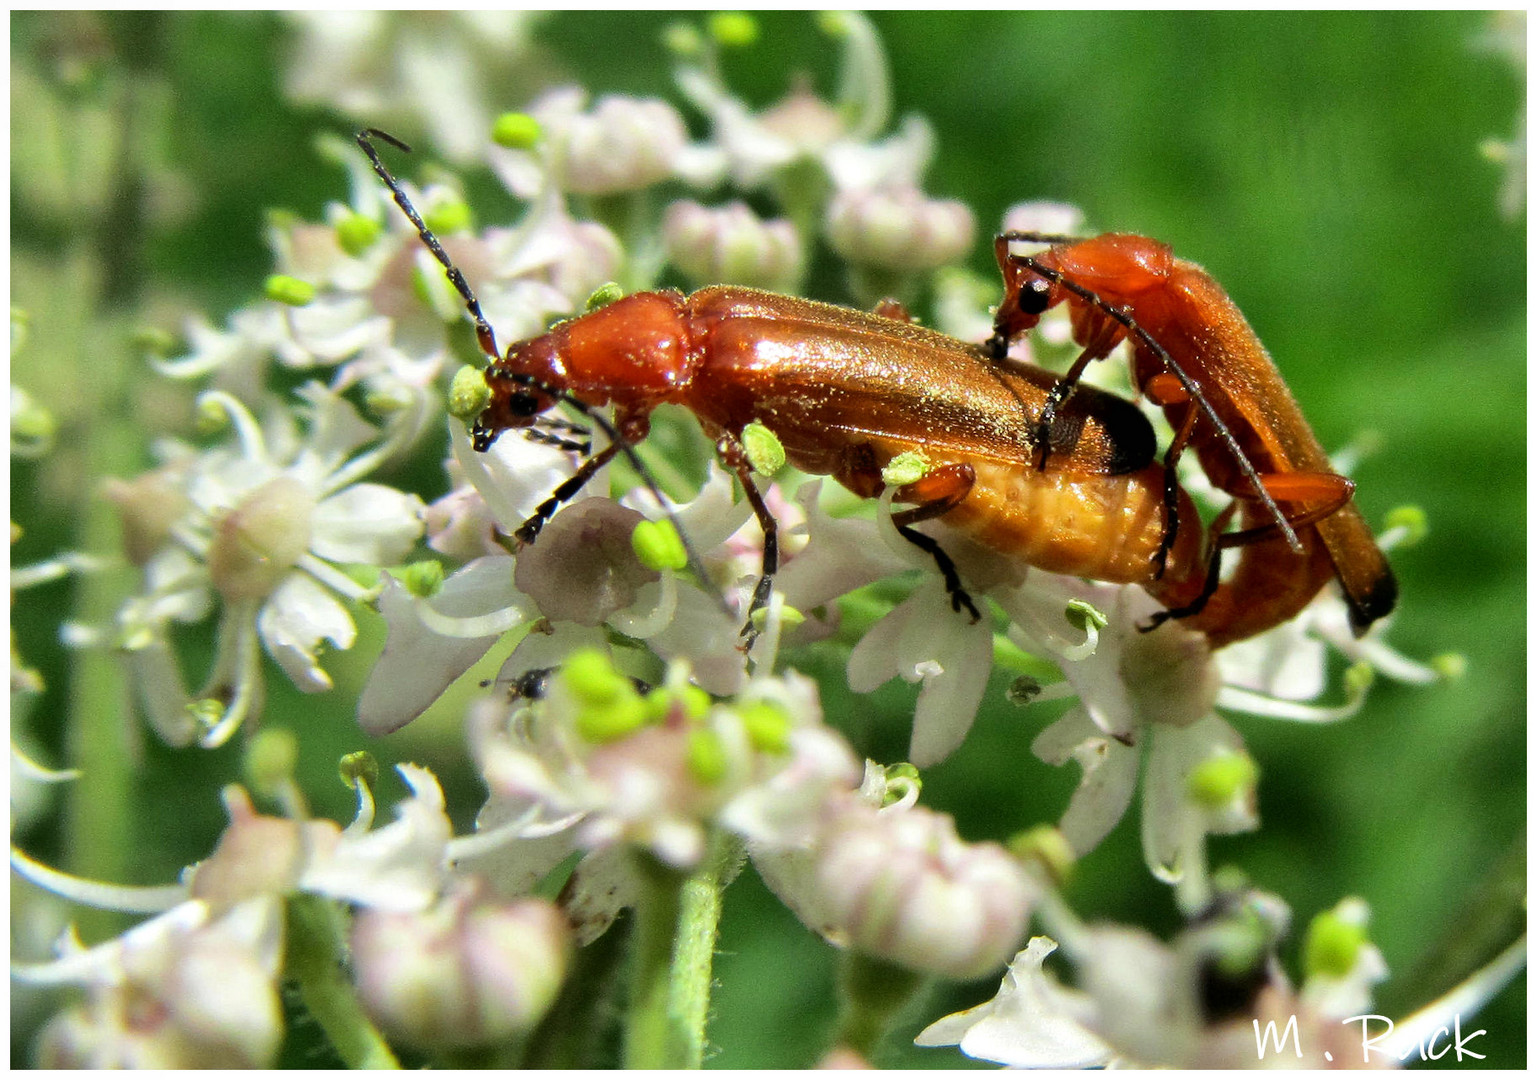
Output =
[
  {"x1": 283, "y1": 12, "x2": 545, "y2": 165},
  {"x1": 107, "y1": 383, "x2": 425, "y2": 746},
  {"x1": 455, "y1": 657, "x2": 861, "y2": 942},
  {"x1": 190, "y1": 764, "x2": 453, "y2": 912},
  {"x1": 358, "y1": 432, "x2": 754, "y2": 737},
  {"x1": 824, "y1": 185, "x2": 975, "y2": 272},
  {"x1": 507, "y1": 87, "x2": 692, "y2": 198},
  {"x1": 17, "y1": 896, "x2": 285, "y2": 1070}
]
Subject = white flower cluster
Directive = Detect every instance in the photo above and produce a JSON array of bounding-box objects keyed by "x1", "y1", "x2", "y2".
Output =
[{"x1": 13, "y1": 11, "x2": 1489, "y2": 1070}]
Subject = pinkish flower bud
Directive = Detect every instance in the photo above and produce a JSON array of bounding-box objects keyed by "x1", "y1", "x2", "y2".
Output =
[
  {"x1": 513, "y1": 499, "x2": 659, "y2": 626},
  {"x1": 825, "y1": 187, "x2": 974, "y2": 271},
  {"x1": 542, "y1": 93, "x2": 689, "y2": 196},
  {"x1": 206, "y1": 476, "x2": 315, "y2": 601},
  {"x1": 813, "y1": 802, "x2": 1035, "y2": 980},
  {"x1": 351, "y1": 888, "x2": 571, "y2": 1049},
  {"x1": 103, "y1": 470, "x2": 192, "y2": 566},
  {"x1": 663, "y1": 200, "x2": 805, "y2": 291}
]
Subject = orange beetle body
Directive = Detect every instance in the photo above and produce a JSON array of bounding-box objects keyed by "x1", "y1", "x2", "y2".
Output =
[
  {"x1": 992, "y1": 232, "x2": 1397, "y2": 645},
  {"x1": 476, "y1": 285, "x2": 1209, "y2": 604}
]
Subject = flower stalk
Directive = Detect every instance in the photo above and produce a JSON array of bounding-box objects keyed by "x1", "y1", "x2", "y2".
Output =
[{"x1": 283, "y1": 894, "x2": 402, "y2": 1070}]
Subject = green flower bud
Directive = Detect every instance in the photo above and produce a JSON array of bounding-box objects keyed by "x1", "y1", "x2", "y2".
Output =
[
  {"x1": 491, "y1": 111, "x2": 542, "y2": 150},
  {"x1": 401, "y1": 560, "x2": 445, "y2": 598},
  {"x1": 1304, "y1": 899, "x2": 1370, "y2": 978},
  {"x1": 448, "y1": 365, "x2": 493, "y2": 420},
  {"x1": 881, "y1": 451, "x2": 930, "y2": 487},
  {"x1": 246, "y1": 728, "x2": 299, "y2": 794},
  {"x1": 708, "y1": 11, "x2": 758, "y2": 47},
  {"x1": 1009, "y1": 825, "x2": 1075, "y2": 886},
  {"x1": 264, "y1": 274, "x2": 315, "y2": 307},
  {"x1": 423, "y1": 199, "x2": 473, "y2": 236},
  {"x1": 585, "y1": 281, "x2": 625, "y2": 312},
  {"x1": 738, "y1": 700, "x2": 791, "y2": 754},
  {"x1": 632, "y1": 518, "x2": 688, "y2": 572},
  {"x1": 1384, "y1": 504, "x2": 1428, "y2": 546},
  {"x1": 686, "y1": 728, "x2": 729, "y2": 783},
  {"x1": 336, "y1": 211, "x2": 382, "y2": 257},
  {"x1": 1187, "y1": 751, "x2": 1259, "y2": 809}
]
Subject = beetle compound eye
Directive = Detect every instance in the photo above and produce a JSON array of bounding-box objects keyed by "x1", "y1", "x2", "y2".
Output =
[
  {"x1": 508, "y1": 390, "x2": 541, "y2": 418},
  {"x1": 1018, "y1": 277, "x2": 1052, "y2": 315}
]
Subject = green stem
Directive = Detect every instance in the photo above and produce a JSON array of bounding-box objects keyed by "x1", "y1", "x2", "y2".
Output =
[
  {"x1": 622, "y1": 856, "x2": 687, "y2": 1068},
  {"x1": 622, "y1": 834, "x2": 739, "y2": 1069},
  {"x1": 670, "y1": 831, "x2": 743, "y2": 1067},
  {"x1": 833, "y1": 951, "x2": 924, "y2": 1062},
  {"x1": 283, "y1": 895, "x2": 401, "y2": 1070}
]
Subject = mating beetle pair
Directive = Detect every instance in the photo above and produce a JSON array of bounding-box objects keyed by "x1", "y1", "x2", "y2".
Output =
[{"x1": 357, "y1": 129, "x2": 1395, "y2": 654}]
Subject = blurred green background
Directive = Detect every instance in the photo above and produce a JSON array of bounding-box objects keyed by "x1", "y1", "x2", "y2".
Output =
[{"x1": 12, "y1": 11, "x2": 1524, "y2": 1068}]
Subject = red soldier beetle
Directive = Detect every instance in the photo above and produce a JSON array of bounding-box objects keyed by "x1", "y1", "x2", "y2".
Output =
[
  {"x1": 988, "y1": 231, "x2": 1397, "y2": 642},
  {"x1": 356, "y1": 130, "x2": 1225, "y2": 641}
]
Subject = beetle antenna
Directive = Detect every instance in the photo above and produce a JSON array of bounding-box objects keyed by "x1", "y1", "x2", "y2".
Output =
[
  {"x1": 356, "y1": 128, "x2": 503, "y2": 362},
  {"x1": 355, "y1": 128, "x2": 735, "y2": 619},
  {"x1": 1001, "y1": 238, "x2": 1302, "y2": 554}
]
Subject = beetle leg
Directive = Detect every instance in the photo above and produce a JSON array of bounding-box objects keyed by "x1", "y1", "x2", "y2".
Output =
[
  {"x1": 522, "y1": 426, "x2": 593, "y2": 454},
  {"x1": 513, "y1": 441, "x2": 622, "y2": 546},
  {"x1": 714, "y1": 432, "x2": 780, "y2": 645},
  {"x1": 1141, "y1": 474, "x2": 1354, "y2": 633},
  {"x1": 1141, "y1": 501, "x2": 1239, "y2": 631},
  {"x1": 891, "y1": 463, "x2": 982, "y2": 622},
  {"x1": 1033, "y1": 348, "x2": 1097, "y2": 472}
]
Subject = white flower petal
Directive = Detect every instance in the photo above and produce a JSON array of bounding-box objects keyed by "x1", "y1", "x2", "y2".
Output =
[
  {"x1": 1032, "y1": 710, "x2": 1142, "y2": 856},
  {"x1": 356, "y1": 561, "x2": 526, "y2": 736},
  {"x1": 310, "y1": 482, "x2": 425, "y2": 565},
  {"x1": 258, "y1": 573, "x2": 356, "y2": 693},
  {"x1": 300, "y1": 764, "x2": 451, "y2": 911},
  {"x1": 1140, "y1": 714, "x2": 1248, "y2": 882},
  {"x1": 915, "y1": 937, "x2": 1111, "y2": 1068}
]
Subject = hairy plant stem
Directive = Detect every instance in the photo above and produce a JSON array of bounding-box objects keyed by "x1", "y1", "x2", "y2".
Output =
[
  {"x1": 623, "y1": 831, "x2": 741, "y2": 1068},
  {"x1": 283, "y1": 895, "x2": 401, "y2": 1069}
]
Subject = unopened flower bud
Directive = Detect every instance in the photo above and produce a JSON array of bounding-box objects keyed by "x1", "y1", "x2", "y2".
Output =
[
  {"x1": 207, "y1": 476, "x2": 315, "y2": 601},
  {"x1": 708, "y1": 11, "x2": 759, "y2": 47},
  {"x1": 813, "y1": 802, "x2": 1034, "y2": 980},
  {"x1": 447, "y1": 365, "x2": 492, "y2": 420},
  {"x1": 263, "y1": 274, "x2": 315, "y2": 307},
  {"x1": 1304, "y1": 897, "x2": 1370, "y2": 979},
  {"x1": 631, "y1": 518, "x2": 688, "y2": 572},
  {"x1": 825, "y1": 187, "x2": 974, "y2": 271},
  {"x1": 543, "y1": 94, "x2": 688, "y2": 196},
  {"x1": 739, "y1": 420, "x2": 786, "y2": 476},
  {"x1": 663, "y1": 200, "x2": 804, "y2": 291},
  {"x1": 10, "y1": 386, "x2": 56, "y2": 457},
  {"x1": 423, "y1": 197, "x2": 473, "y2": 237},
  {"x1": 103, "y1": 470, "x2": 191, "y2": 566},
  {"x1": 351, "y1": 890, "x2": 571, "y2": 1049}
]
